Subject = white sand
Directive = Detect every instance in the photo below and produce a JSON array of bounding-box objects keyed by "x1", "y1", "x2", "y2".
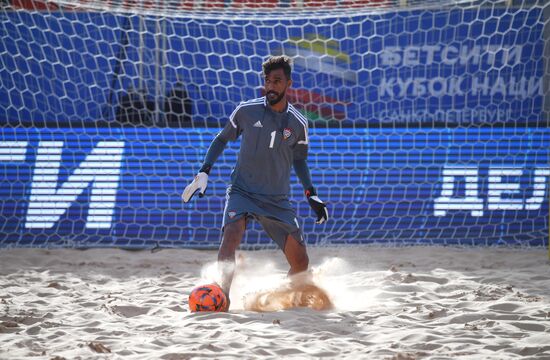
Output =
[{"x1": 1, "y1": 246, "x2": 549, "y2": 359}]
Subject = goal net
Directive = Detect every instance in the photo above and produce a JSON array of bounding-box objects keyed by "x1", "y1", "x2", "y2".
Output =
[{"x1": 0, "y1": 0, "x2": 548, "y2": 248}]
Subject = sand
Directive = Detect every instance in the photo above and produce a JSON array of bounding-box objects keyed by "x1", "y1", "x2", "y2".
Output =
[{"x1": 1, "y1": 246, "x2": 549, "y2": 359}]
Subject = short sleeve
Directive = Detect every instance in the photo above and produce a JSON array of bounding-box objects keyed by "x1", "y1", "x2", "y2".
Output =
[{"x1": 218, "y1": 105, "x2": 242, "y2": 142}]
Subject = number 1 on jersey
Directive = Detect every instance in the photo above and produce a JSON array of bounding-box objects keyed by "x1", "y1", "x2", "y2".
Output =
[{"x1": 269, "y1": 130, "x2": 276, "y2": 149}]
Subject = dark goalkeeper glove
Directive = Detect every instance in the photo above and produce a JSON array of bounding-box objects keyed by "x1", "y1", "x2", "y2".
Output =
[{"x1": 305, "y1": 187, "x2": 328, "y2": 224}]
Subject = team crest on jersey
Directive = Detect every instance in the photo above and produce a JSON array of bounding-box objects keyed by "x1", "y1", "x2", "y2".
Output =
[
  {"x1": 283, "y1": 128, "x2": 292, "y2": 140},
  {"x1": 228, "y1": 211, "x2": 237, "y2": 219}
]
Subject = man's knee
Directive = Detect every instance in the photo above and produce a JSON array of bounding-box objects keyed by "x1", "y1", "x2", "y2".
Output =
[
  {"x1": 285, "y1": 233, "x2": 309, "y2": 271},
  {"x1": 222, "y1": 219, "x2": 246, "y2": 247},
  {"x1": 224, "y1": 219, "x2": 245, "y2": 236}
]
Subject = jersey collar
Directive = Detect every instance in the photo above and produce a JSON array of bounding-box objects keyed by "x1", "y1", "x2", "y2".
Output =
[{"x1": 263, "y1": 96, "x2": 290, "y2": 113}]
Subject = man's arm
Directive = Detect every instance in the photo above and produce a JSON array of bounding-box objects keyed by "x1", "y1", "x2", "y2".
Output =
[
  {"x1": 181, "y1": 135, "x2": 228, "y2": 203},
  {"x1": 293, "y1": 159, "x2": 328, "y2": 224},
  {"x1": 199, "y1": 135, "x2": 228, "y2": 175},
  {"x1": 291, "y1": 110, "x2": 328, "y2": 224},
  {"x1": 293, "y1": 158, "x2": 313, "y2": 190},
  {"x1": 182, "y1": 107, "x2": 241, "y2": 203}
]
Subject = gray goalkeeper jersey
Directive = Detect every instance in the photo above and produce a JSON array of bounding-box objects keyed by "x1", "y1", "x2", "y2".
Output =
[{"x1": 218, "y1": 96, "x2": 309, "y2": 196}]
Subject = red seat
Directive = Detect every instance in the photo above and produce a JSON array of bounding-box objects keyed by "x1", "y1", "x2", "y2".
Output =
[
  {"x1": 340, "y1": 0, "x2": 390, "y2": 8},
  {"x1": 289, "y1": 0, "x2": 389, "y2": 8},
  {"x1": 232, "y1": 0, "x2": 280, "y2": 8},
  {"x1": 11, "y1": 0, "x2": 60, "y2": 10}
]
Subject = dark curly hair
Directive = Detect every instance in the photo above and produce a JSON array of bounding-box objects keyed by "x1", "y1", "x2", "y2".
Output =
[{"x1": 262, "y1": 55, "x2": 292, "y2": 80}]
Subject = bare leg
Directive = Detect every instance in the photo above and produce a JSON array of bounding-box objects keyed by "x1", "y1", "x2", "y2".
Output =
[
  {"x1": 283, "y1": 233, "x2": 309, "y2": 276},
  {"x1": 217, "y1": 217, "x2": 246, "y2": 300}
]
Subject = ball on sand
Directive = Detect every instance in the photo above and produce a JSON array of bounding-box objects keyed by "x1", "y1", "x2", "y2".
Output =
[{"x1": 188, "y1": 283, "x2": 228, "y2": 312}]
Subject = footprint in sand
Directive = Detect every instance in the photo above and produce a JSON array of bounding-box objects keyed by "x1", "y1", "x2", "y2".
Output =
[{"x1": 244, "y1": 276, "x2": 333, "y2": 312}]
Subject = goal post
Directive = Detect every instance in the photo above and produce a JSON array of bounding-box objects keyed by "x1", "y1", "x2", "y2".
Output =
[
  {"x1": 0, "y1": 0, "x2": 548, "y2": 249},
  {"x1": 546, "y1": 2, "x2": 550, "y2": 259}
]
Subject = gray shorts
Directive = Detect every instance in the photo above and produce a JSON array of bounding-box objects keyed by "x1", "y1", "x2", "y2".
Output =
[{"x1": 222, "y1": 187, "x2": 304, "y2": 250}]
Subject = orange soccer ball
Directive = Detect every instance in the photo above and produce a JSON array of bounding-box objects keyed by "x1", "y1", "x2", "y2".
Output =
[{"x1": 188, "y1": 283, "x2": 228, "y2": 312}]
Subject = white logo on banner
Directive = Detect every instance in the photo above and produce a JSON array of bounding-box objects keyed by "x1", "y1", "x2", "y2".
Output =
[
  {"x1": 22, "y1": 141, "x2": 125, "y2": 229},
  {"x1": 434, "y1": 166, "x2": 550, "y2": 217},
  {"x1": 379, "y1": 45, "x2": 542, "y2": 99}
]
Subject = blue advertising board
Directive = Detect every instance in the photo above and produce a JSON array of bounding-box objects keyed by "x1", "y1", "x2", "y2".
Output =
[{"x1": 0, "y1": 127, "x2": 548, "y2": 248}]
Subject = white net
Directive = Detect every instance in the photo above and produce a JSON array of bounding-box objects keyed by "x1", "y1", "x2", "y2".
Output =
[
  {"x1": 53, "y1": 1, "x2": 478, "y2": 18},
  {"x1": 0, "y1": 0, "x2": 548, "y2": 248}
]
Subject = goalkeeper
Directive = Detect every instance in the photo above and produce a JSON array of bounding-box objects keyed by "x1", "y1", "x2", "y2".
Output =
[{"x1": 182, "y1": 55, "x2": 328, "y2": 308}]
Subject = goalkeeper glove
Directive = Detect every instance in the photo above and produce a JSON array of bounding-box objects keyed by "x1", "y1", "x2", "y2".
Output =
[
  {"x1": 182, "y1": 172, "x2": 208, "y2": 203},
  {"x1": 305, "y1": 187, "x2": 328, "y2": 224}
]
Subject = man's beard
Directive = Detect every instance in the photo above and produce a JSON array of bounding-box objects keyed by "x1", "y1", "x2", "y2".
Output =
[{"x1": 266, "y1": 89, "x2": 285, "y2": 106}]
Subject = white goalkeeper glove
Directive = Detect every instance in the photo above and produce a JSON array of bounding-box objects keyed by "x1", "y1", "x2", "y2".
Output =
[
  {"x1": 182, "y1": 172, "x2": 208, "y2": 203},
  {"x1": 305, "y1": 187, "x2": 328, "y2": 224}
]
